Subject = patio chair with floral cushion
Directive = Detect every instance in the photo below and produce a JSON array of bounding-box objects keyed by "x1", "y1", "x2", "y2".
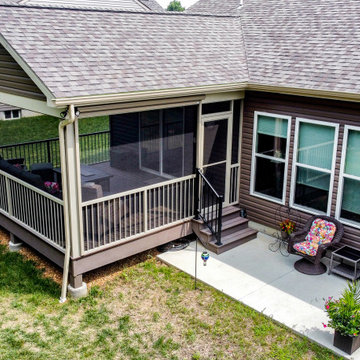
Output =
[{"x1": 288, "y1": 215, "x2": 344, "y2": 275}]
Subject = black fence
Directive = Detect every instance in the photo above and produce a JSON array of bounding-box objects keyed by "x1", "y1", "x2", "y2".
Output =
[{"x1": 0, "y1": 130, "x2": 110, "y2": 168}]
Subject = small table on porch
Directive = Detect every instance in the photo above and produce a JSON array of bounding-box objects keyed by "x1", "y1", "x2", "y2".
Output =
[
  {"x1": 328, "y1": 245, "x2": 360, "y2": 281},
  {"x1": 54, "y1": 164, "x2": 112, "y2": 192}
]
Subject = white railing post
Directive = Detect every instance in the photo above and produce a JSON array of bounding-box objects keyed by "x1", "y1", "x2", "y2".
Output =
[
  {"x1": 143, "y1": 189, "x2": 148, "y2": 232},
  {"x1": 5, "y1": 176, "x2": 12, "y2": 216}
]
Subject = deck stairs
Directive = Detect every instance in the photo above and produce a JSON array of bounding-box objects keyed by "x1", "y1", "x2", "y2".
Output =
[{"x1": 192, "y1": 205, "x2": 258, "y2": 254}]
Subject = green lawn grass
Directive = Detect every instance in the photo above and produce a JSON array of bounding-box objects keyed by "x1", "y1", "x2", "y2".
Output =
[
  {"x1": 0, "y1": 115, "x2": 110, "y2": 167},
  {"x1": 0, "y1": 115, "x2": 109, "y2": 146},
  {"x1": 0, "y1": 242, "x2": 342, "y2": 360}
]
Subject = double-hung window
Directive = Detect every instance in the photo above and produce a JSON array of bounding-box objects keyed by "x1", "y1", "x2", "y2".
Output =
[
  {"x1": 291, "y1": 118, "x2": 338, "y2": 214},
  {"x1": 336, "y1": 126, "x2": 360, "y2": 227},
  {"x1": 251, "y1": 112, "x2": 291, "y2": 204}
]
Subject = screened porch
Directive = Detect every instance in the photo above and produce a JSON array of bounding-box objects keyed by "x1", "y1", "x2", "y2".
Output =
[{"x1": 0, "y1": 98, "x2": 242, "y2": 257}]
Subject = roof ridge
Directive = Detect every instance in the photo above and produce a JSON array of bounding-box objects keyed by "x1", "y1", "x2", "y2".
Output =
[
  {"x1": 238, "y1": 12, "x2": 250, "y2": 82},
  {"x1": 0, "y1": 3, "x2": 240, "y2": 18}
]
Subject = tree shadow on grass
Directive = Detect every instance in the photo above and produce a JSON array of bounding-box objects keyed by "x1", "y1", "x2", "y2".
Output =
[{"x1": 0, "y1": 244, "x2": 60, "y2": 298}]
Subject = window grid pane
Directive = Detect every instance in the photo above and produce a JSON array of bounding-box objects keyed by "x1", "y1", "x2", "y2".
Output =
[
  {"x1": 253, "y1": 114, "x2": 289, "y2": 201},
  {"x1": 12, "y1": 110, "x2": 20, "y2": 119},
  {"x1": 295, "y1": 166, "x2": 330, "y2": 213},
  {"x1": 340, "y1": 128, "x2": 360, "y2": 224},
  {"x1": 344, "y1": 130, "x2": 360, "y2": 177},
  {"x1": 294, "y1": 120, "x2": 336, "y2": 213},
  {"x1": 297, "y1": 122, "x2": 335, "y2": 170},
  {"x1": 254, "y1": 156, "x2": 285, "y2": 200},
  {"x1": 257, "y1": 115, "x2": 288, "y2": 139},
  {"x1": 341, "y1": 177, "x2": 360, "y2": 221}
]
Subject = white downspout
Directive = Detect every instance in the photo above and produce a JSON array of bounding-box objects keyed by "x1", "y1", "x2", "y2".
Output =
[{"x1": 59, "y1": 104, "x2": 77, "y2": 303}]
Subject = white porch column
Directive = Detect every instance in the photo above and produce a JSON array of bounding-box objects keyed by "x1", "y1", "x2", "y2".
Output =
[
  {"x1": 196, "y1": 101, "x2": 203, "y2": 169},
  {"x1": 61, "y1": 121, "x2": 83, "y2": 258},
  {"x1": 59, "y1": 106, "x2": 86, "y2": 302}
]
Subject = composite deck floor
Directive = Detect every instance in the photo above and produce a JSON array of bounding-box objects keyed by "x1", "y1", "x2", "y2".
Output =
[{"x1": 89, "y1": 161, "x2": 169, "y2": 195}]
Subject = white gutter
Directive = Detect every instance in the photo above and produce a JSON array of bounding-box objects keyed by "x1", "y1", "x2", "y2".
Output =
[
  {"x1": 52, "y1": 83, "x2": 246, "y2": 107},
  {"x1": 59, "y1": 104, "x2": 77, "y2": 303},
  {"x1": 52, "y1": 82, "x2": 360, "y2": 108}
]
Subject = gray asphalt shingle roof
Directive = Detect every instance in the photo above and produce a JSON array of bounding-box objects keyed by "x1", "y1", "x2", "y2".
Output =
[
  {"x1": 0, "y1": 0, "x2": 164, "y2": 11},
  {"x1": 0, "y1": 0, "x2": 359, "y2": 100},
  {"x1": 0, "y1": 5, "x2": 247, "y2": 98},
  {"x1": 242, "y1": 0, "x2": 360, "y2": 95},
  {"x1": 138, "y1": 0, "x2": 164, "y2": 11},
  {"x1": 187, "y1": 0, "x2": 241, "y2": 15}
]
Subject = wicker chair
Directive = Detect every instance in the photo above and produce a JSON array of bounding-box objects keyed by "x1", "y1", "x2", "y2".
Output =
[{"x1": 288, "y1": 215, "x2": 344, "y2": 275}]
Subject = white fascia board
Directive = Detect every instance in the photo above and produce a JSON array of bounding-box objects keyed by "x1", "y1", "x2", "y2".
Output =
[
  {"x1": 0, "y1": 91, "x2": 65, "y2": 117},
  {"x1": 52, "y1": 82, "x2": 360, "y2": 109},
  {"x1": 52, "y1": 83, "x2": 247, "y2": 107},
  {"x1": 247, "y1": 83, "x2": 360, "y2": 103}
]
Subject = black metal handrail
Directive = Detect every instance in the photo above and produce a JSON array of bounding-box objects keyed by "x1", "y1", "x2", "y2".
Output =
[
  {"x1": 0, "y1": 130, "x2": 110, "y2": 168},
  {"x1": 195, "y1": 168, "x2": 223, "y2": 246}
]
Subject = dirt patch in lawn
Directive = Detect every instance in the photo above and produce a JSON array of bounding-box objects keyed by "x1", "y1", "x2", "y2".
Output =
[{"x1": 0, "y1": 226, "x2": 158, "y2": 287}]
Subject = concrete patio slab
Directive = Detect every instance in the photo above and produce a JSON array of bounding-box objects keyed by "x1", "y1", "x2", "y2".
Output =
[{"x1": 157, "y1": 232, "x2": 359, "y2": 359}]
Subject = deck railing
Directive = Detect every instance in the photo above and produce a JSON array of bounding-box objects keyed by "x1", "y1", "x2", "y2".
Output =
[
  {"x1": 82, "y1": 175, "x2": 196, "y2": 253},
  {"x1": 0, "y1": 130, "x2": 110, "y2": 168},
  {"x1": 0, "y1": 170, "x2": 65, "y2": 251},
  {"x1": 195, "y1": 169, "x2": 223, "y2": 246}
]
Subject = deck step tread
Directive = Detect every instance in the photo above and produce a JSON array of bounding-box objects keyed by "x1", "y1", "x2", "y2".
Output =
[
  {"x1": 204, "y1": 205, "x2": 240, "y2": 221},
  {"x1": 192, "y1": 205, "x2": 240, "y2": 225},
  {"x1": 222, "y1": 205, "x2": 240, "y2": 216},
  {"x1": 213, "y1": 227, "x2": 258, "y2": 246},
  {"x1": 200, "y1": 217, "x2": 248, "y2": 235}
]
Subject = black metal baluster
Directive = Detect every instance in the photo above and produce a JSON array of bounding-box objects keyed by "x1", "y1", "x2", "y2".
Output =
[{"x1": 216, "y1": 196, "x2": 223, "y2": 246}]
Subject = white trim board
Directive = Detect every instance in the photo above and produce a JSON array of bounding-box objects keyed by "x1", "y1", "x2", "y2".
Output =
[
  {"x1": 289, "y1": 117, "x2": 339, "y2": 216},
  {"x1": 200, "y1": 108, "x2": 233, "y2": 206},
  {"x1": 0, "y1": 92, "x2": 65, "y2": 117},
  {"x1": 250, "y1": 111, "x2": 292, "y2": 206},
  {"x1": 335, "y1": 124, "x2": 360, "y2": 230}
]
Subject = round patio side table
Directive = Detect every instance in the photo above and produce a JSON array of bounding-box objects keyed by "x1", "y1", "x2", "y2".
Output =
[{"x1": 268, "y1": 232, "x2": 290, "y2": 257}]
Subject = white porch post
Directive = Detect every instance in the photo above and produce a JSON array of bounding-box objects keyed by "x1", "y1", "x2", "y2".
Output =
[
  {"x1": 59, "y1": 106, "x2": 85, "y2": 302},
  {"x1": 63, "y1": 121, "x2": 83, "y2": 258},
  {"x1": 196, "y1": 101, "x2": 203, "y2": 169}
]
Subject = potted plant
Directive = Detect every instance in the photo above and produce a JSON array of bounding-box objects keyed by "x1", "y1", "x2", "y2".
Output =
[
  {"x1": 324, "y1": 281, "x2": 360, "y2": 355},
  {"x1": 279, "y1": 219, "x2": 295, "y2": 240}
]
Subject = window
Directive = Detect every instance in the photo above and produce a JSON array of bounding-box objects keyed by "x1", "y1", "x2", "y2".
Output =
[
  {"x1": 4, "y1": 109, "x2": 21, "y2": 120},
  {"x1": 336, "y1": 126, "x2": 360, "y2": 227},
  {"x1": 139, "y1": 107, "x2": 195, "y2": 179},
  {"x1": 291, "y1": 118, "x2": 338, "y2": 214},
  {"x1": 251, "y1": 112, "x2": 291, "y2": 203},
  {"x1": 202, "y1": 101, "x2": 231, "y2": 115}
]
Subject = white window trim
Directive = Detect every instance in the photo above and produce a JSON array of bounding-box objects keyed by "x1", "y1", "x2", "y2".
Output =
[
  {"x1": 290, "y1": 117, "x2": 339, "y2": 216},
  {"x1": 4, "y1": 109, "x2": 21, "y2": 120},
  {"x1": 250, "y1": 111, "x2": 292, "y2": 205},
  {"x1": 335, "y1": 125, "x2": 360, "y2": 230}
]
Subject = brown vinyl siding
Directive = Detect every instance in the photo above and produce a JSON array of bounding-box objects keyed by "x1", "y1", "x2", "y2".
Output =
[
  {"x1": 240, "y1": 91, "x2": 360, "y2": 248},
  {"x1": 0, "y1": 44, "x2": 45, "y2": 100}
]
